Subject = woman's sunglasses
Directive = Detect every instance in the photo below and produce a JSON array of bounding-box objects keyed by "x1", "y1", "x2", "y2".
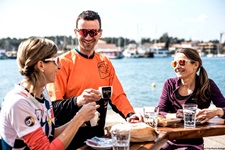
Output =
[
  {"x1": 44, "y1": 56, "x2": 60, "y2": 67},
  {"x1": 76, "y1": 29, "x2": 101, "y2": 37},
  {"x1": 171, "y1": 59, "x2": 195, "y2": 68}
]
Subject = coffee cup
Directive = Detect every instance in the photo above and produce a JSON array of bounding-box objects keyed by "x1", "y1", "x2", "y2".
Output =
[
  {"x1": 98, "y1": 86, "x2": 113, "y2": 99},
  {"x1": 90, "y1": 111, "x2": 99, "y2": 126}
]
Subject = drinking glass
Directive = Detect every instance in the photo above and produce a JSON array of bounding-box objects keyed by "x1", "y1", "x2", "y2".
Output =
[
  {"x1": 183, "y1": 103, "x2": 198, "y2": 128},
  {"x1": 110, "y1": 123, "x2": 131, "y2": 150},
  {"x1": 143, "y1": 106, "x2": 159, "y2": 129}
]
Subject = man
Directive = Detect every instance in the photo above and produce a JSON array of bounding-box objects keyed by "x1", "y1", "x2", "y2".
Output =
[{"x1": 48, "y1": 10, "x2": 141, "y2": 149}]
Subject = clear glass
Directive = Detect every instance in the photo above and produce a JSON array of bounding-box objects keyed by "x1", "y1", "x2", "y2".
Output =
[
  {"x1": 110, "y1": 123, "x2": 131, "y2": 150},
  {"x1": 183, "y1": 103, "x2": 198, "y2": 128},
  {"x1": 143, "y1": 106, "x2": 159, "y2": 129}
]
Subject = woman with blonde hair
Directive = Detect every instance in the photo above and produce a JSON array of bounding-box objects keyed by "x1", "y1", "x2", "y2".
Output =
[{"x1": 0, "y1": 37, "x2": 99, "y2": 150}]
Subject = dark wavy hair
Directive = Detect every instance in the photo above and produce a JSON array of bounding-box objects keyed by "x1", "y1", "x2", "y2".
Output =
[{"x1": 175, "y1": 48, "x2": 211, "y2": 103}]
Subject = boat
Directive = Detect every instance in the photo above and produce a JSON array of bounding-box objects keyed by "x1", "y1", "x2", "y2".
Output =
[
  {"x1": 96, "y1": 48, "x2": 124, "y2": 59},
  {"x1": 137, "y1": 48, "x2": 154, "y2": 58},
  {"x1": 206, "y1": 53, "x2": 214, "y2": 57},
  {"x1": 6, "y1": 50, "x2": 17, "y2": 59},
  {"x1": 122, "y1": 48, "x2": 139, "y2": 58},
  {"x1": 0, "y1": 49, "x2": 7, "y2": 59},
  {"x1": 152, "y1": 48, "x2": 170, "y2": 58}
]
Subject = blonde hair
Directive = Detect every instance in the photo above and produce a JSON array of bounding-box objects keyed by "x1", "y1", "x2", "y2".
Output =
[{"x1": 17, "y1": 37, "x2": 58, "y2": 94}]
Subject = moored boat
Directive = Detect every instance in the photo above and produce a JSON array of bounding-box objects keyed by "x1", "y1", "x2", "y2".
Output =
[
  {"x1": 6, "y1": 50, "x2": 17, "y2": 59},
  {"x1": 96, "y1": 48, "x2": 124, "y2": 59},
  {"x1": 0, "y1": 49, "x2": 7, "y2": 59},
  {"x1": 122, "y1": 48, "x2": 139, "y2": 58},
  {"x1": 152, "y1": 48, "x2": 170, "y2": 58}
]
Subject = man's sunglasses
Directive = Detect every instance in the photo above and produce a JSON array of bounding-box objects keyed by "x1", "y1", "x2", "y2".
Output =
[
  {"x1": 44, "y1": 56, "x2": 60, "y2": 67},
  {"x1": 76, "y1": 29, "x2": 101, "y2": 37},
  {"x1": 171, "y1": 59, "x2": 195, "y2": 68}
]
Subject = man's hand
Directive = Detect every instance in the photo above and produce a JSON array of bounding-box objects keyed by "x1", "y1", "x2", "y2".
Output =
[
  {"x1": 126, "y1": 113, "x2": 142, "y2": 123},
  {"x1": 77, "y1": 89, "x2": 101, "y2": 107}
]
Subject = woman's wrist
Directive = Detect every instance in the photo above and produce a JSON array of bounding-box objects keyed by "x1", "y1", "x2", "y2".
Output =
[
  {"x1": 73, "y1": 112, "x2": 85, "y2": 125},
  {"x1": 215, "y1": 107, "x2": 224, "y2": 117}
]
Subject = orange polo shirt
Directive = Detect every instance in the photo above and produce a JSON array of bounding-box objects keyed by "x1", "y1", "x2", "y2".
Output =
[{"x1": 48, "y1": 49, "x2": 134, "y2": 117}]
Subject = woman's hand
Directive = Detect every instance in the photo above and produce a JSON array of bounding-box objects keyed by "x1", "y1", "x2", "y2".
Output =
[
  {"x1": 196, "y1": 107, "x2": 224, "y2": 123},
  {"x1": 176, "y1": 109, "x2": 184, "y2": 118},
  {"x1": 77, "y1": 89, "x2": 102, "y2": 107},
  {"x1": 77, "y1": 102, "x2": 100, "y2": 122}
]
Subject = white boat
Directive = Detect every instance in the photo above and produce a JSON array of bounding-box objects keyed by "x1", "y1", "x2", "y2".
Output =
[
  {"x1": 153, "y1": 49, "x2": 170, "y2": 58},
  {"x1": 122, "y1": 49, "x2": 139, "y2": 58},
  {"x1": 0, "y1": 49, "x2": 7, "y2": 59},
  {"x1": 6, "y1": 50, "x2": 17, "y2": 59},
  {"x1": 207, "y1": 53, "x2": 225, "y2": 57},
  {"x1": 96, "y1": 48, "x2": 123, "y2": 59},
  {"x1": 206, "y1": 53, "x2": 214, "y2": 57},
  {"x1": 217, "y1": 53, "x2": 225, "y2": 57},
  {"x1": 137, "y1": 48, "x2": 154, "y2": 58}
]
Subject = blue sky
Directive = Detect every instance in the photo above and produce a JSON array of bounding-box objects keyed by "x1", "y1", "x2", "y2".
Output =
[{"x1": 0, "y1": 0, "x2": 225, "y2": 42}]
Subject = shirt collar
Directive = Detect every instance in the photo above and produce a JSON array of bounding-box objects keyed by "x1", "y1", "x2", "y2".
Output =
[{"x1": 75, "y1": 48, "x2": 95, "y2": 59}]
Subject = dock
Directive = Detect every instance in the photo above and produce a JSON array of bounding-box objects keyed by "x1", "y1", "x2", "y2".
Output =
[{"x1": 106, "y1": 108, "x2": 225, "y2": 149}]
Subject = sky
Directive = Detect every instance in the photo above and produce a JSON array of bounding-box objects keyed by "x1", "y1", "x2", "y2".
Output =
[{"x1": 0, "y1": 0, "x2": 225, "y2": 42}]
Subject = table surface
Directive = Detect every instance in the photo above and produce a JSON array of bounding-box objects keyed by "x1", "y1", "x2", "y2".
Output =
[{"x1": 78, "y1": 117, "x2": 225, "y2": 150}]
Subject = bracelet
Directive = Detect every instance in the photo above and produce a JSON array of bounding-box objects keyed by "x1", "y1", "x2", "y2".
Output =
[{"x1": 126, "y1": 112, "x2": 135, "y2": 119}]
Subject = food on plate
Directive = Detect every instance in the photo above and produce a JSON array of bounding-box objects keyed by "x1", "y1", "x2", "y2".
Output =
[{"x1": 158, "y1": 115, "x2": 182, "y2": 127}]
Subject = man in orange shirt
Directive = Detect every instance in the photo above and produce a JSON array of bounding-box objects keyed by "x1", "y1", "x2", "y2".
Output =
[{"x1": 48, "y1": 10, "x2": 141, "y2": 149}]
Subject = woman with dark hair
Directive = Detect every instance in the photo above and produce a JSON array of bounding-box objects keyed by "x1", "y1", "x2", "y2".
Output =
[{"x1": 158, "y1": 48, "x2": 225, "y2": 150}]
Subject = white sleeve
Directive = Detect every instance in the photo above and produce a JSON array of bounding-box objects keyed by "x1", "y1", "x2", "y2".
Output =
[{"x1": 8, "y1": 99, "x2": 40, "y2": 138}]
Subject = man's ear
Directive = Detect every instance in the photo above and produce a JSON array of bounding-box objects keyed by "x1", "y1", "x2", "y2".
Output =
[
  {"x1": 99, "y1": 29, "x2": 103, "y2": 38},
  {"x1": 74, "y1": 29, "x2": 78, "y2": 38}
]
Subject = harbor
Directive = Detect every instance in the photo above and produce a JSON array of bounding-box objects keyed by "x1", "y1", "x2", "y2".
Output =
[
  {"x1": 1, "y1": 57, "x2": 225, "y2": 107},
  {"x1": 1, "y1": 32, "x2": 225, "y2": 59}
]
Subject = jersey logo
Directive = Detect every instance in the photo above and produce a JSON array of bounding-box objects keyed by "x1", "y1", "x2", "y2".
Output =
[
  {"x1": 97, "y1": 61, "x2": 109, "y2": 79},
  {"x1": 25, "y1": 116, "x2": 35, "y2": 127}
]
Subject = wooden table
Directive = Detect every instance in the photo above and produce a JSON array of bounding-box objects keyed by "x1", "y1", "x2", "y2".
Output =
[{"x1": 78, "y1": 117, "x2": 225, "y2": 150}]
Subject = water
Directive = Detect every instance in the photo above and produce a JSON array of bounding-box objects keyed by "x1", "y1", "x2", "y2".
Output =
[
  {"x1": 183, "y1": 105, "x2": 197, "y2": 128},
  {"x1": 111, "y1": 131, "x2": 130, "y2": 150},
  {"x1": 1, "y1": 57, "x2": 225, "y2": 108},
  {"x1": 144, "y1": 112, "x2": 158, "y2": 128}
]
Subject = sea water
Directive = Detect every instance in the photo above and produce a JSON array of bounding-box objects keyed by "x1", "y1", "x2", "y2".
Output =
[{"x1": 1, "y1": 57, "x2": 225, "y2": 108}]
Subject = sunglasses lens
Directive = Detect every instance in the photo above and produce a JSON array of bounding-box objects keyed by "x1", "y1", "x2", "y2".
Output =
[
  {"x1": 171, "y1": 61, "x2": 177, "y2": 68},
  {"x1": 78, "y1": 29, "x2": 98, "y2": 37},
  {"x1": 82, "y1": 29, "x2": 89, "y2": 37},
  {"x1": 89, "y1": 29, "x2": 98, "y2": 37},
  {"x1": 179, "y1": 60, "x2": 186, "y2": 66},
  {"x1": 171, "y1": 60, "x2": 188, "y2": 68}
]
